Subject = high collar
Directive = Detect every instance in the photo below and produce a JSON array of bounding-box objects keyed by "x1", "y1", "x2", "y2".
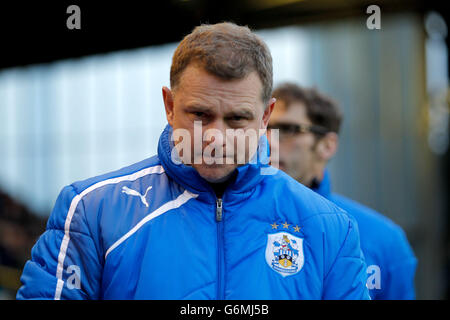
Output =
[
  {"x1": 311, "y1": 169, "x2": 332, "y2": 199},
  {"x1": 157, "y1": 124, "x2": 274, "y2": 203}
]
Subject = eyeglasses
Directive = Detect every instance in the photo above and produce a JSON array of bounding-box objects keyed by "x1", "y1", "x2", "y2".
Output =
[{"x1": 267, "y1": 123, "x2": 329, "y2": 137}]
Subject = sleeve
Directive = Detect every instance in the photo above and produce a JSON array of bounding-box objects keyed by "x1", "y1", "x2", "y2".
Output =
[
  {"x1": 322, "y1": 214, "x2": 371, "y2": 300},
  {"x1": 16, "y1": 185, "x2": 103, "y2": 300},
  {"x1": 376, "y1": 228, "x2": 418, "y2": 300}
]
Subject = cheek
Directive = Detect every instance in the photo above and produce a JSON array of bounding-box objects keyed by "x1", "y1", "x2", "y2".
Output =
[
  {"x1": 172, "y1": 109, "x2": 187, "y2": 126},
  {"x1": 294, "y1": 136, "x2": 315, "y2": 150},
  {"x1": 287, "y1": 140, "x2": 312, "y2": 161},
  {"x1": 245, "y1": 115, "x2": 264, "y2": 130},
  {"x1": 171, "y1": 114, "x2": 196, "y2": 136},
  {"x1": 283, "y1": 139, "x2": 304, "y2": 153}
]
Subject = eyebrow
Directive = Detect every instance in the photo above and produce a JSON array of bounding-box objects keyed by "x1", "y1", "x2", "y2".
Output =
[
  {"x1": 225, "y1": 108, "x2": 255, "y2": 118},
  {"x1": 184, "y1": 105, "x2": 212, "y2": 112},
  {"x1": 269, "y1": 120, "x2": 298, "y2": 126},
  {"x1": 185, "y1": 104, "x2": 255, "y2": 118}
]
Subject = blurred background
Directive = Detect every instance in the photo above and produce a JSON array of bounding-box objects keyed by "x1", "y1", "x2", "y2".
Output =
[{"x1": 0, "y1": 0, "x2": 448, "y2": 299}]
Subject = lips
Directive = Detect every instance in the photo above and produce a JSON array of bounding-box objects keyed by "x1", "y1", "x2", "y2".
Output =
[{"x1": 198, "y1": 156, "x2": 236, "y2": 165}]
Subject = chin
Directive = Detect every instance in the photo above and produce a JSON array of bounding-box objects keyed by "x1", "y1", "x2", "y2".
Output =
[{"x1": 194, "y1": 164, "x2": 237, "y2": 183}]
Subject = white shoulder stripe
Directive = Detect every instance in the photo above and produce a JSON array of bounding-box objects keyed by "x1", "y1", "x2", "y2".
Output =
[
  {"x1": 105, "y1": 189, "x2": 198, "y2": 259},
  {"x1": 54, "y1": 164, "x2": 165, "y2": 300}
]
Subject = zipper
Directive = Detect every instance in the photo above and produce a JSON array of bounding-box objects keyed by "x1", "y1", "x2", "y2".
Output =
[
  {"x1": 216, "y1": 198, "x2": 223, "y2": 222},
  {"x1": 216, "y1": 198, "x2": 225, "y2": 299}
]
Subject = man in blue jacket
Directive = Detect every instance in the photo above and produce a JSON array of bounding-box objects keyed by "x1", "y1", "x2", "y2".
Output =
[
  {"x1": 17, "y1": 23, "x2": 369, "y2": 300},
  {"x1": 268, "y1": 82, "x2": 417, "y2": 299}
]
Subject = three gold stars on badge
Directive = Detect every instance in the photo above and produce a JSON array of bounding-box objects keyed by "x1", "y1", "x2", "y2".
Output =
[{"x1": 271, "y1": 221, "x2": 301, "y2": 233}]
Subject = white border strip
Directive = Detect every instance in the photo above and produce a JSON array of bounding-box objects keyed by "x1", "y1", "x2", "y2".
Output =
[
  {"x1": 104, "y1": 189, "x2": 198, "y2": 259},
  {"x1": 54, "y1": 165, "x2": 165, "y2": 300}
]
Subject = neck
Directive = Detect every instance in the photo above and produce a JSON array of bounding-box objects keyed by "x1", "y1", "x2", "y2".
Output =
[
  {"x1": 309, "y1": 177, "x2": 320, "y2": 189},
  {"x1": 209, "y1": 181, "x2": 228, "y2": 198},
  {"x1": 208, "y1": 170, "x2": 238, "y2": 198},
  {"x1": 303, "y1": 166, "x2": 325, "y2": 188}
]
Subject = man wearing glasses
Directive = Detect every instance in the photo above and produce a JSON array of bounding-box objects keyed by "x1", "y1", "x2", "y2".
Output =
[{"x1": 268, "y1": 82, "x2": 417, "y2": 299}]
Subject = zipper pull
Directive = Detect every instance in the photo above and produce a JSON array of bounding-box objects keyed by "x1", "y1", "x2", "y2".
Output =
[{"x1": 216, "y1": 198, "x2": 223, "y2": 222}]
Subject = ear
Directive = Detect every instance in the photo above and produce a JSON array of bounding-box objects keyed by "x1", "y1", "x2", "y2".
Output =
[
  {"x1": 316, "y1": 132, "x2": 339, "y2": 161},
  {"x1": 162, "y1": 86, "x2": 175, "y2": 127},
  {"x1": 261, "y1": 97, "x2": 276, "y2": 129}
]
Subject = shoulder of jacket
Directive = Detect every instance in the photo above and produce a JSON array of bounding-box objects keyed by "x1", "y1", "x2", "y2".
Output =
[
  {"x1": 47, "y1": 155, "x2": 165, "y2": 229},
  {"x1": 70, "y1": 155, "x2": 163, "y2": 195},
  {"x1": 263, "y1": 169, "x2": 349, "y2": 222},
  {"x1": 330, "y1": 193, "x2": 407, "y2": 239},
  {"x1": 330, "y1": 193, "x2": 416, "y2": 261}
]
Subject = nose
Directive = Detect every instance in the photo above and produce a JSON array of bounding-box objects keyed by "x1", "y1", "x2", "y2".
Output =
[
  {"x1": 203, "y1": 119, "x2": 227, "y2": 150},
  {"x1": 206, "y1": 117, "x2": 228, "y2": 134}
]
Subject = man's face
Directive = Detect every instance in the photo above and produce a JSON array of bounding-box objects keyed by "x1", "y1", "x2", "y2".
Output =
[
  {"x1": 268, "y1": 100, "x2": 322, "y2": 186},
  {"x1": 163, "y1": 64, "x2": 274, "y2": 183}
]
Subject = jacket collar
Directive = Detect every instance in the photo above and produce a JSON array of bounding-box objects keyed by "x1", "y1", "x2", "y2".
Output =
[
  {"x1": 311, "y1": 169, "x2": 332, "y2": 199},
  {"x1": 157, "y1": 124, "x2": 273, "y2": 202}
]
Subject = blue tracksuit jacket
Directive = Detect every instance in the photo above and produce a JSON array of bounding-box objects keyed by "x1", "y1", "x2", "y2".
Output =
[
  {"x1": 312, "y1": 170, "x2": 417, "y2": 299},
  {"x1": 17, "y1": 125, "x2": 370, "y2": 299}
]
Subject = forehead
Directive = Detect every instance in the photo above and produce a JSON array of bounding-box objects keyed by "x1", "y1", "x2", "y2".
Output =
[
  {"x1": 174, "y1": 64, "x2": 264, "y2": 108},
  {"x1": 270, "y1": 99, "x2": 311, "y2": 124}
]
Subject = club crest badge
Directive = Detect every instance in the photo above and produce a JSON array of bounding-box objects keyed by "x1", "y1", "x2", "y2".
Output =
[{"x1": 265, "y1": 232, "x2": 304, "y2": 277}]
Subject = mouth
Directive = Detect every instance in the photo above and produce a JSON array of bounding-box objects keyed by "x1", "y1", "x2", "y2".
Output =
[
  {"x1": 194, "y1": 157, "x2": 236, "y2": 167},
  {"x1": 201, "y1": 155, "x2": 235, "y2": 162}
]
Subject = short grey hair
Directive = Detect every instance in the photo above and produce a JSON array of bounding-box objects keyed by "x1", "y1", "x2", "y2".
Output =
[{"x1": 170, "y1": 22, "x2": 273, "y2": 104}]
